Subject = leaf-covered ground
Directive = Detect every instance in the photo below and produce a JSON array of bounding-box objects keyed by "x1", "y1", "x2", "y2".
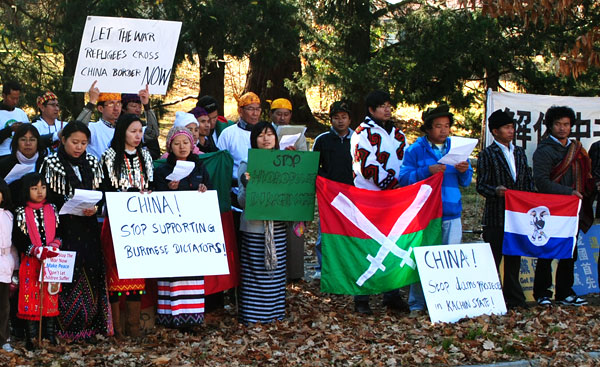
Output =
[{"x1": 2, "y1": 284, "x2": 600, "y2": 367}]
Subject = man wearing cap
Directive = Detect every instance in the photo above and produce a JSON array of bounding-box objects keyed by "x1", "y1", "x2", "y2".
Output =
[
  {"x1": 312, "y1": 100, "x2": 354, "y2": 279},
  {"x1": 0, "y1": 81, "x2": 29, "y2": 156},
  {"x1": 350, "y1": 90, "x2": 409, "y2": 314},
  {"x1": 121, "y1": 86, "x2": 160, "y2": 159},
  {"x1": 476, "y1": 109, "x2": 533, "y2": 310},
  {"x1": 399, "y1": 103, "x2": 473, "y2": 316},
  {"x1": 217, "y1": 92, "x2": 261, "y2": 188},
  {"x1": 269, "y1": 98, "x2": 307, "y2": 151},
  {"x1": 32, "y1": 91, "x2": 66, "y2": 154}
]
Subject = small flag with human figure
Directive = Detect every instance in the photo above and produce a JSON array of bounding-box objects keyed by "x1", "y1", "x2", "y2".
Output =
[
  {"x1": 503, "y1": 190, "x2": 580, "y2": 259},
  {"x1": 316, "y1": 173, "x2": 443, "y2": 295}
]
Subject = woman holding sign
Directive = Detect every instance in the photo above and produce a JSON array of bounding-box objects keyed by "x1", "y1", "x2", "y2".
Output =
[
  {"x1": 237, "y1": 121, "x2": 288, "y2": 324},
  {"x1": 154, "y1": 126, "x2": 209, "y2": 330},
  {"x1": 40, "y1": 121, "x2": 110, "y2": 341},
  {"x1": 100, "y1": 113, "x2": 153, "y2": 338}
]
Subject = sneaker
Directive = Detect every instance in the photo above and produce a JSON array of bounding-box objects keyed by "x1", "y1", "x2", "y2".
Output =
[
  {"x1": 2, "y1": 343, "x2": 13, "y2": 352},
  {"x1": 537, "y1": 297, "x2": 552, "y2": 306},
  {"x1": 556, "y1": 295, "x2": 587, "y2": 306},
  {"x1": 311, "y1": 270, "x2": 321, "y2": 280},
  {"x1": 409, "y1": 310, "x2": 425, "y2": 318}
]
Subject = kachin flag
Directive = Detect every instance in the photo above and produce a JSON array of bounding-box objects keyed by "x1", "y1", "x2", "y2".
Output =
[
  {"x1": 317, "y1": 173, "x2": 443, "y2": 295},
  {"x1": 503, "y1": 189, "x2": 580, "y2": 259}
]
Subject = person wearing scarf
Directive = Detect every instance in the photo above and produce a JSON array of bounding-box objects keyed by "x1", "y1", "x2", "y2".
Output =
[
  {"x1": 236, "y1": 121, "x2": 288, "y2": 324},
  {"x1": 41, "y1": 121, "x2": 109, "y2": 342},
  {"x1": 532, "y1": 105, "x2": 594, "y2": 307},
  {"x1": 12, "y1": 173, "x2": 61, "y2": 350},
  {"x1": 0, "y1": 124, "x2": 47, "y2": 203}
]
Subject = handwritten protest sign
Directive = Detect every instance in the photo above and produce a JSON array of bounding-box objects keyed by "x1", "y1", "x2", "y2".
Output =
[
  {"x1": 414, "y1": 243, "x2": 506, "y2": 324},
  {"x1": 245, "y1": 149, "x2": 319, "y2": 221},
  {"x1": 40, "y1": 251, "x2": 76, "y2": 283},
  {"x1": 105, "y1": 190, "x2": 229, "y2": 279},
  {"x1": 71, "y1": 16, "x2": 182, "y2": 94}
]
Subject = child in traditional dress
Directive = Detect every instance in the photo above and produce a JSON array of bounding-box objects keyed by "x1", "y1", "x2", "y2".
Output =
[
  {"x1": 0, "y1": 179, "x2": 17, "y2": 352},
  {"x1": 13, "y1": 173, "x2": 61, "y2": 350}
]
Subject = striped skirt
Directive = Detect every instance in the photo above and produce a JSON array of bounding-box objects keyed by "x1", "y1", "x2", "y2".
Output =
[
  {"x1": 239, "y1": 221, "x2": 287, "y2": 324},
  {"x1": 156, "y1": 277, "x2": 204, "y2": 328}
]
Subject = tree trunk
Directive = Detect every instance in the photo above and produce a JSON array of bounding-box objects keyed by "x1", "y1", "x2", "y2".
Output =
[
  {"x1": 245, "y1": 53, "x2": 315, "y2": 125},
  {"x1": 198, "y1": 45, "x2": 226, "y2": 116}
]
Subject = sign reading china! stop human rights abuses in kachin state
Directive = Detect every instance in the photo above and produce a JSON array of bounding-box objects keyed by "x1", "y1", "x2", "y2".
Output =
[
  {"x1": 71, "y1": 16, "x2": 182, "y2": 95},
  {"x1": 105, "y1": 190, "x2": 229, "y2": 279}
]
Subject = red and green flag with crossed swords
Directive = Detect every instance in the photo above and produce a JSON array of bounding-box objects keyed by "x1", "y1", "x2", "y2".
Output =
[{"x1": 316, "y1": 173, "x2": 443, "y2": 295}]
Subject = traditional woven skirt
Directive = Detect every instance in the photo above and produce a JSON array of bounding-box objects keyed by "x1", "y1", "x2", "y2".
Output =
[
  {"x1": 156, "y1": 277, "x2": 204, "y2": 328},
  {"x1": 238, "y1": 221, "x2": 287, "y2": 324},
  {"x1": 101, "y1": 218, "x2": 145, "y2": 294},
  {"x1": 18, "y1": 255, "x2": 60, "y2": 320},
  {"x1": 57, "y1": 214, "x2": 111, "y2": 340}
]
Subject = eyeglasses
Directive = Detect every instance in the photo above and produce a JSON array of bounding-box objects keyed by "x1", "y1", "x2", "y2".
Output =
[
  {"x1": 243, "y1": 106, "x2": 261, "y2": 113},
  {"x1": 46, "y1": 102, "x2": 59, "y2": 108},
  {"x1": 104, "y1": 101, "x2": 122, "y2": 108}
]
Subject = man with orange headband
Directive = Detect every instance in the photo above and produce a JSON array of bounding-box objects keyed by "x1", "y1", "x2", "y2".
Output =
[
  {"x1": 269, "y1": 98, "x2": 307, "y2": 151},
  {"x1": 217, "y1": 92, "x2": 262, "y2": 188}
]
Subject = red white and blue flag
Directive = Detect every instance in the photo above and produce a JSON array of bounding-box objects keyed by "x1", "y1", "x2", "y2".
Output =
[{"x1": 503, "y1": 190, "x2": 580, "y2": 259}]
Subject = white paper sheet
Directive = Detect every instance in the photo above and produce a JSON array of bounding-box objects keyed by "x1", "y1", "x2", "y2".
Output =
[
  {"x1": 4, "y1": 164, "x2": 35, "y2": 184},
  {"x1": 166, "y1": 160, "x2": 195, "y2": 181},
  {"x1": 279, "y1": 133, "x2": 302, "y2": 150},
  {"x1": 437, "y1": 137, "x2": 478, "y2": 166},
  {"x1": 59, "y1": 189, "x2": 103, "y2": 216}
]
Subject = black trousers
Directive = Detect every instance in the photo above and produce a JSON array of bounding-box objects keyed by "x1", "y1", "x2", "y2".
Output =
[
  {"x1": 533, "y1": 246, "x2": 577, "y2": 301},
  {"x1": 0, "y1": 283, "x2": 9, "y2": 344},
  {"x1": 483, "y1": 226, "x2": 526, "y2": 308}
]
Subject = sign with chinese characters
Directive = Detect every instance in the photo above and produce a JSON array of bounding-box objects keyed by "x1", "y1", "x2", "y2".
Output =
[{"x1": 485, "y1": 89, "x2": 600, "y2": 161}]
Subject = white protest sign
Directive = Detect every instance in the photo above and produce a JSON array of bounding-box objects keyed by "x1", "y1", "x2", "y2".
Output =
[
  {"x1": 71, "y1": 16, "x2": 182, "y2": 94},
  {"x1": 40, "y1": 251, "x2": 76, "y2": 283},
  {"x1": 485, "y1": 89, "x2": 600, "y2": 161},
  {"x1": 105, "y1": 190, "x2": 229, "y2": 279},
  {"x1": 413, "y1": 243, "x2": 506, "y2": 324}
]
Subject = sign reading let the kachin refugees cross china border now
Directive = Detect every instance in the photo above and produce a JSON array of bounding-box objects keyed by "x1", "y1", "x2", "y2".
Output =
[
  {"x1": 71, "y1": 16, "x2": 182, "y2": 94},
  {"x1": 105, "y1": 191, "x2": 229, "y2": 279},
  {"x1": 414, "y1": 243, "x2": 506, "y2": 324}
]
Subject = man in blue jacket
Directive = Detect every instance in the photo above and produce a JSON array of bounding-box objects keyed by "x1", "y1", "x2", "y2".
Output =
[{"x1": 399, "y1": 103, "x2": 473, "y2": 316}]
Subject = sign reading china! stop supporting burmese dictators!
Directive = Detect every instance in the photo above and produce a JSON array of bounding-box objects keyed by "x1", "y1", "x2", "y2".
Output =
[
  {"x1": 105, "y1": 191, "x2": 229, "y2": 279},
  {"x1": 413, "y1": 243, "x2": 507, "y2": 324},
  {"x1": 245, "y1": 149, "x2": 319, "y2": 222},
  {"x1": 71, "y1": 16, "x2": 182, "y2": 94}
]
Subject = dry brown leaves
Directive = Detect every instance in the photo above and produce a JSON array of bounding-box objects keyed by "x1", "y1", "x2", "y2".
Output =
[{"x1": 2, "y1": 285, "x2": 600, "y2": 366}]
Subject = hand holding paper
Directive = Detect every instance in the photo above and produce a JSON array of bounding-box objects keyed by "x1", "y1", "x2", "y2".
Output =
[{"x1": 166, "y1": 160, "x2": 195, "y2": 181}]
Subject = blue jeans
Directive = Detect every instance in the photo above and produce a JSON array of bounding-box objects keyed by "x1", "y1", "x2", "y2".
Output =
[{"x1": 409, "y1": 218, "x2": 462, "y2": 311}]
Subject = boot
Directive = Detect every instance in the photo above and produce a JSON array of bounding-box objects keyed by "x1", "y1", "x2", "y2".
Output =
[
  {"x1": 44, "y1": 317, "x2": 57, "y2": 345},
  {"x1": 24, "y1": 320, "x2": 38, "y2": 350},
  {"x1": 125, "y1": 301, "x2": 141, "y2": 338},
  {"x1": 110, "y1": 302, "x2": 123, "y2": 338}
]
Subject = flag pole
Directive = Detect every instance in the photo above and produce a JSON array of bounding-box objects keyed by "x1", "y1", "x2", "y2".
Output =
[{"x1": 38, "y1": 260, "x2": 45, "y2": 345}]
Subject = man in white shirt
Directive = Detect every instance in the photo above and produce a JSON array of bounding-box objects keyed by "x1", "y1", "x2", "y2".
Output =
[
  {"x1": 32, "y1": 91, "x2": 65, "y2": 154},
  {"x1": 0, "y1": 81, "x2": 29, "y2": 156}
]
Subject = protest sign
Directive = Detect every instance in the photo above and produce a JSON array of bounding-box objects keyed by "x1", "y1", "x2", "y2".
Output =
[
  {"x1": 414, "y1": 243, "x2": 506, "y2": 324},
  {"x1": 40, "y1": 251, "x2": 76, "y2": 283},
  {"x1": 245, "y1": 149, "x2": 319, "y2": 221},
  {"x1": 485, "y1": 89, "x2": 600, "y2": 161},
  {"x1": 71, "y1": 16, "x2": 182, "y2": 94},
  {"x1": 105, "y1": 190, "x2": 229, "y2": 279}
]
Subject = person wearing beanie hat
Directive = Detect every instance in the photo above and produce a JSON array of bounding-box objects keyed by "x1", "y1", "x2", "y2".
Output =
[
  {"x1": 476, "y1": 109, "x2": 532, "y2": 310},
  {"x1": 311, "y1": 100, "x2": 354, "y2": 280},
  {"x1": 530, "y1": 106, "x2": 591, "y2": 307},
  {"x1": 399, "y1": 103, "x2": 472, "y2": 316},
  {"x1": 217, "y1": 91, "x2": 262, "y2": 191},
  {"x1": 120, "y1": 85, "x2": 161, "y2": 159},
  {"x1": 153, "y1": 126, "x2": 210, "y2": 329},
  {"x1": 32, "y1": 91, "x2": 65, "y2": 154},
  {"x1": 0, "y1": 81, "x2": 29, "y2": 156},
  {"x1": 189, "y1": 107, "x2": 218, "y2": 153},
  {"x1": 349, "y1": 90, "x2": 409, "y2": 315}
]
